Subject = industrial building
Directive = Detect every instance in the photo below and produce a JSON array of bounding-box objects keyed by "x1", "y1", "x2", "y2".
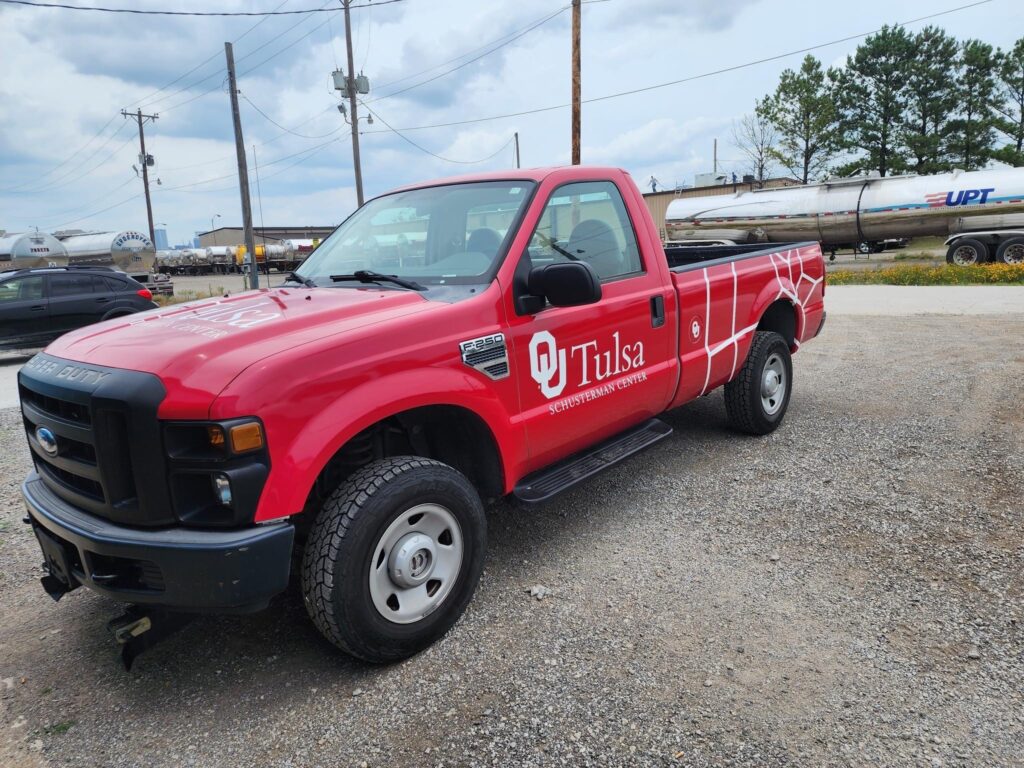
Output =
[
  {"x1": 197, "y1": 225, "x2": 336, "y2": 249},
  {"x1": 643, "y1": 177, "x2": 800, "y2": 242}
]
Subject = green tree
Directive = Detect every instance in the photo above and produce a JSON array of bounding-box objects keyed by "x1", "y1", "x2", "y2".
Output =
[
  {"x1": 902, "y1": 26, "x2": 959, "y2": 174},
  {"x1": 993, "y1": 38, "x2": 1024, "y2": 166},
  {"x1": 756, "y1": 55, "x2": 839, "y2": 183},
  {"x1": 947, "y1": 40, "x2": 998, "y2": 169},
  {"x1": 830, "y1": 25, "x2": 915, "y2": 176}
]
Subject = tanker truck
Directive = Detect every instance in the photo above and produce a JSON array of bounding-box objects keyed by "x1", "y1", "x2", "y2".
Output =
[{"x1": 665, "y1": 167, "x2": 1024, "y2": 265}]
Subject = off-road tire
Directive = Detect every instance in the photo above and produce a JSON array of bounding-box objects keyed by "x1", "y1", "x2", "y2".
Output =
[
  {"x1": 301, "y1": 456, "x2": 486, "y2": 663},
  {"x1": 724, "y1": 330, "x2": 793, "y2": 435}
]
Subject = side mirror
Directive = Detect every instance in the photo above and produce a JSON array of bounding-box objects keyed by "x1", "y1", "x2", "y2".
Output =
[{"x1": 527, "y1": 262, "x2": 602, "y2": 308}]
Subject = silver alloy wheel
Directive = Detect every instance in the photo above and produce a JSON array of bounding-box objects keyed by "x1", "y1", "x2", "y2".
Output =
[
  {"x1": 760, "y1": 352, "x2": 786, "y2": 416},
  {"x1": 1002, "y1": 243, "x2": 1024, "y2": 264},
  {"x1": 368, "y1": 503, "x2": 463, "y2": 625},
  {"x1": 952, "y1": 245, "x2": 980, "y2": 266}
]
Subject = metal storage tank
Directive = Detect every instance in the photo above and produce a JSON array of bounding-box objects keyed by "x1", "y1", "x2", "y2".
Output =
[
  {"x1": 56, "y1": 230, "x2": 156, "y2": 274},
  {"x1": 0, "y1": 231, "x2": 69, "y2": 267}
]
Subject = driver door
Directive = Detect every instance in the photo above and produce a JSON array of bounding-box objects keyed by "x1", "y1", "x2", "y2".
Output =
[{"x1": 503, "y1": 179, "x2": 676, "y2": 472}]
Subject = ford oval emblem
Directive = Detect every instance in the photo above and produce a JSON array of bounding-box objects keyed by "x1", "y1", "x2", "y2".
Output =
[{"x1": 35, "y1": 426, "x2": 59, "y2": 457}]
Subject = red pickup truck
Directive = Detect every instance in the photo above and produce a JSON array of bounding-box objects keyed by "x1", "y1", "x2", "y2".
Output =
[{"x1": 19, "y1": 166, "x2": 825, "y2": 665}]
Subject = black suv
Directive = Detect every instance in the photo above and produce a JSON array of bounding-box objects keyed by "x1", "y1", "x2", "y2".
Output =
[{"x1": 0, "y1": 266, "x2": 158, "y2": 351}]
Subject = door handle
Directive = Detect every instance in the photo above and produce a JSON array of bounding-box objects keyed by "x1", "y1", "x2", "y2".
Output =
[
  {"x1": 30, "y1": 304, "x2": 46, "y2": 312},
  {"x1": 650, "y1": 295, "x2": 665, "y2": 328},
  {"x1": 95, "y1": 297, "x2": 112, "y2": 303}
]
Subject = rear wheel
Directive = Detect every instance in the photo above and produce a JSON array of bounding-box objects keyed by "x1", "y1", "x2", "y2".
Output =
[
  {"x1": 995, "y1": 237, "x2": 1024, "y2": 265},
  {"x1": 724, "y1": 331, "x2": 793, "y2": 435},
  {"x1": 301, "y1": 457, "x2": 486, "y2": 662},
  {"x1": 946, "y1": 238, "x2": 989, "y2": 265}
]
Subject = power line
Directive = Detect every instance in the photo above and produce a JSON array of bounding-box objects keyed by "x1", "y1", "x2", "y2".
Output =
[
  {"x1": 368, "y1": 5, "x2": 568, "y2": 103},
  {"x1": 132, "y1": 4, "x2": 284, "y2": 111},
  {"x1": 240, "y1": 93, "x2": 345, "y2": 139},
  {"x1": 0, "y1": 113, "x2": 120, "y2": 192},
  {"x1": 0, "y1": 0, "x2": 406, "y2": 15},
  {"x1": 371, "y1": 5, "x2": 567, "y2": 94},
  {"x1": 361, "y1": 0, "x2": 995, "y2": 134},
  {"x1": 361, "y1": 102, "x2": 515, "y2": 164},
  {"x1": 17, "y1": 123, "x2": 133, "y2": 194}
]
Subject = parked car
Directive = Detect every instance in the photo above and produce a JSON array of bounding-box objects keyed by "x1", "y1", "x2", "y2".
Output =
[
  {"x1": 0, "y1": 266, "x2": 156, "y2": 351},
  {"x1": 18, "y1": 166, "x2": 825, "y2": 668}
]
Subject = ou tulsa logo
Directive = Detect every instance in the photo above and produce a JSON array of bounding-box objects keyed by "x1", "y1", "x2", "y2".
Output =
[
  {"x1": 529, "y1": 331, "x2": 566, "y2": 399},
  {"x1": 35, "y1": 426, "x2": 59, "y2": 457},
  {"x1": 689, "y1": 316, "x2": 702, "y2": 341}
]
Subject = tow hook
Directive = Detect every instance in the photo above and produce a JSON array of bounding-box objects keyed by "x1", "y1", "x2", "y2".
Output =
[{"x1": 106, "y1": 607, "x2": 195, "y2": 670}]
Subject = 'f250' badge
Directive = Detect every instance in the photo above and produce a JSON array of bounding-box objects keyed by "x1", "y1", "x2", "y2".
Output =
[{"x1": 459, "y1": 333, "x2": 509, "y2": 380}]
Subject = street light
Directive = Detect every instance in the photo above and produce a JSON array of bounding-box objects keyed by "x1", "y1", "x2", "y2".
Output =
[{"x1": 210, "y1": 213, "x2": 221, "y2": 246}]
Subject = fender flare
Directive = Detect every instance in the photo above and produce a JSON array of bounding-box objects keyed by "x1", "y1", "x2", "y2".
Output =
[
  {"x1": 750, "y1": 278, "x2": 803, "y2": 347},
  {"x1": 254, "y1": 368, "x2": 524, "y2": 521}
]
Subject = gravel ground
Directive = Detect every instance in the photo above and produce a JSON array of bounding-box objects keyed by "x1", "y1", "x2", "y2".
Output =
[{"x1": 1, "y1": 315, "x2": 1022, "y2": 767}]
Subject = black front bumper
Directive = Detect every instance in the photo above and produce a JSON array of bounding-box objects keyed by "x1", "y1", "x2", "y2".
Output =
[{"x1": 23, "y1": 472, "x2": 294, "y2": 612}]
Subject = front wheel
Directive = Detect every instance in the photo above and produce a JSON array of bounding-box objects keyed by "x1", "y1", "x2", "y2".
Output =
[
  {"x1": 301, "y1": 457, "x2": 486, "y2": 663},
  {"x1": 724, "y1": 330, "x2": 793, "y2": 435}
]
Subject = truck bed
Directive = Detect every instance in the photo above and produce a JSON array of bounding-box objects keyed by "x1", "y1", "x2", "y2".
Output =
[
  {"x1": 665, "y1": 241, "x2": 810, "y2": 271},
  {"x1": 666, "y1": 241, "x2": 825, "y2": 410}
]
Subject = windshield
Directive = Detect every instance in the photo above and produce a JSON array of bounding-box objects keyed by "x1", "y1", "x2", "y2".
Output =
[{"x1": 298, "y1": 180, "x2": 535, "y2": 285}]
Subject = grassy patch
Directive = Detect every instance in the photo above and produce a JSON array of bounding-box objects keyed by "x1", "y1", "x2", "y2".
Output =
[
  {"x1": 44, "y1": 720, "x2": 75, "y2": 735},
  {"x1": 828, "y1": 264, "x2": 1024, "y2": 286}
]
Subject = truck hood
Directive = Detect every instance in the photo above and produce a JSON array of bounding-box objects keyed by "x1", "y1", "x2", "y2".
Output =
[{"x1": 44, "y1": 286, "x2": 438, "y2": 415}]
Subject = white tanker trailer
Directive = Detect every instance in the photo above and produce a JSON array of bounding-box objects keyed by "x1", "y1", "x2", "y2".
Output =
[
  {"x1": 56, "y1": 230, "x2": 158, "y2": 274},
  {"x1": 0, "y1": 231, "x2": 68, "y2": 268},
  {"x1": 665, "y1": 167, "x2": 1024, "y2": 265}
]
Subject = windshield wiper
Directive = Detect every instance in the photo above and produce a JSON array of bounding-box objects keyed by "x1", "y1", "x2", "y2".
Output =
[
  {"x1": 329, "y1": 270, "x2": 426, "y2": 291},
  {"x1": 283, "y1": 271, "x2": 317, "y2": 288}
]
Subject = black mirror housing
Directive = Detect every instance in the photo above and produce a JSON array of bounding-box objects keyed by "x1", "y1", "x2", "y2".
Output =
[{"x1": 527, "y1": 262, "x2": 602, "y2": 308}]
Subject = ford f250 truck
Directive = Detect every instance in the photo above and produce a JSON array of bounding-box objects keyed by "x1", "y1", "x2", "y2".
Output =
[{"x1": 19, "y1": 166, "x2": 825, "y2": 666}]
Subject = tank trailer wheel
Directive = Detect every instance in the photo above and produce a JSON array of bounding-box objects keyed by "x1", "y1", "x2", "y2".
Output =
[
  {"x1": 301, "y1": 457, "x2": 486, "y2": 663},
  {"x1": 946, "y1": 238, "x2": 989, "y2": 266},
  {"x1": 724, "y1": 331, "x2": 793, "y2": 435},
  {"x1": 995, "y1": 237, "x2": 1024, "y2": 265}
]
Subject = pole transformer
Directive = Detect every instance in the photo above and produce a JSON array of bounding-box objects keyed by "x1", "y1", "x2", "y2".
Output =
[
  {"x1": 343, "y1": 0, "x2": 364, "y2": 206},
  {"x1": 122, "y1": 109, "x2": 158, "y2": 245}
]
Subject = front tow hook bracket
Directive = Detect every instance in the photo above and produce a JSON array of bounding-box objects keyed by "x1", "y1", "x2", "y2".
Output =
[{"x1": 107, "y1": 608, "x2": 195, "y2": 671}]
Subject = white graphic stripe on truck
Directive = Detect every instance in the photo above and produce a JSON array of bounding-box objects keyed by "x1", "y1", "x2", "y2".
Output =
[{"x1": 697, "y1": 247, "x2": 822, "y2": 396}]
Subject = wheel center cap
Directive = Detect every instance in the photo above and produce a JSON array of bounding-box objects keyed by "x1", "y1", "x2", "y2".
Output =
[
  {"x1": 762, "y1": 370, "x2": 781, "y2": 397},
  {"x1": 389, "y1": 532, "x2": 436, "y2": 588}
]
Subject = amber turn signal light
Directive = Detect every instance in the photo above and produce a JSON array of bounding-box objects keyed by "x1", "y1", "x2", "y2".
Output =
[{"x1": 229, "y1": 422, "x2": 264, "y2": 453}]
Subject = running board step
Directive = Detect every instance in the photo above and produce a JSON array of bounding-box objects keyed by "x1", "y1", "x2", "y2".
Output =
[{"x1": 513, "y1": 418, "x2": 673, "y2": 504}]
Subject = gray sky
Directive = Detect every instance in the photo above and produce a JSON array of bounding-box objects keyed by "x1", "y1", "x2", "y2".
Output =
[{"x1": 0, "y1": 0, "x2": 1017, "y2": 245}]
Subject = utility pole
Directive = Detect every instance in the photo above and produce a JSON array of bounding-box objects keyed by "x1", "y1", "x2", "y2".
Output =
[
  {"x1": 514, "y1": 131, "x2": 521, "y2": 169},
  {"x1": 224, "y1": 41, "x2": 258, "y2": 289},
  {"x1": 343, "y1": 0, "x2": 364, "y2": 206},
  {"x1": 571, "y1": 0, "x2": 581, "y2": 165},
  {"x1": 122, "y1": 109, "x2": 158, "y2": 245}
]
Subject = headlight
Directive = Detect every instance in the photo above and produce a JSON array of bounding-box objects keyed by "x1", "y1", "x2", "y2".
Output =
[
  {"x1": 162, "y1": 418, "x2": 270, "y2": 528},
  {"x1": 164, "y1": 418, "x2": 265, "y2": 460}
]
